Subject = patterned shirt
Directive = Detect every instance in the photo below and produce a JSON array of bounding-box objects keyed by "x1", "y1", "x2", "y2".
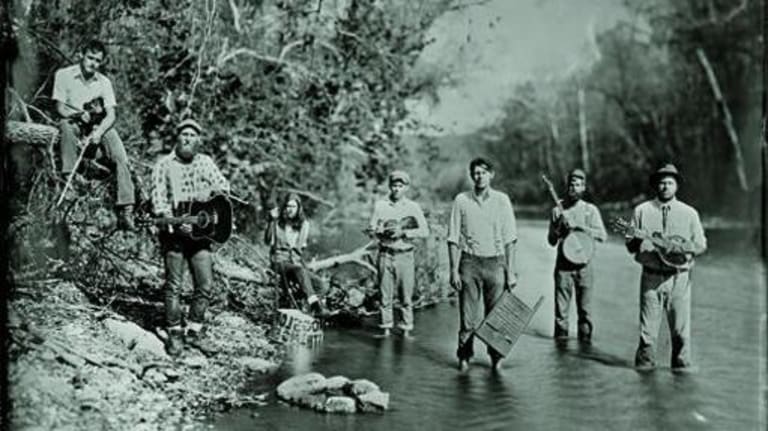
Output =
[
  {"x1": 627, "y1": 198, "x2": 707, "y2": 271},
  {"x1": 447, "y1": 188, "x2": 517, "y2": 257},
  {"x1": 52, "y1": 64, "x2": 117, "y2": 109},
  {"x1": 151, "y1": 153, "x2": 230, "y2": 216},
  {"x1": 368, "y1": 197, "x2": 429, "y2": 251}
]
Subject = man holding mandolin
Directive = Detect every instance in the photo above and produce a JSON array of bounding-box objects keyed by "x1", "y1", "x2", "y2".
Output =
[
  {"x1": 621, "y1": 164, "x2": 706, "y2": 372},
  {"x1": 366, "y1": 170, "x2": 429, "y2": 338},
  {"x1": 151, "y1": 118, "x2": 230, "y2": 356},
  {"x1": 53, "y1": 39, "x2": 135, "y2": 229},
  {"x1": 545, "y1": 169, "x2": 606, "y2": 344}
]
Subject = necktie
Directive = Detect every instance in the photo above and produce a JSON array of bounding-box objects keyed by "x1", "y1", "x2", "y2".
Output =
[{"x1": 661, "y1": 205, "x2": 670, "y2": 232}]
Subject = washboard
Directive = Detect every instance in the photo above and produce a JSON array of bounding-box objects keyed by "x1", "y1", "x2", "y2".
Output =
[{"x1": 475, "y1": 293, "x2": 544, "y2": 357}]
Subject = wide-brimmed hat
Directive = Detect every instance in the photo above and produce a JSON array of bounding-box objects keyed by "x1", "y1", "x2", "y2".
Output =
[{"x1": 650, "y1": 163, "x2": 682, "y2": 185}]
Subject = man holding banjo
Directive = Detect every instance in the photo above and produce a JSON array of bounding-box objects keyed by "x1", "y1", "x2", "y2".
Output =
[{"x1": 545, "y1": 169, "x2": 606, "y2": 344}]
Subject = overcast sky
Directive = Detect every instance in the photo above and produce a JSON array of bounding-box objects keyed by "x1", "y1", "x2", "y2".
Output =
[{"x1": 406, "y1": 0, "x2": 632, "y2": 136}]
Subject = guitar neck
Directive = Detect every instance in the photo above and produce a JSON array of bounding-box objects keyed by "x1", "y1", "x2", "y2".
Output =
[
  {"x1": 153, "y1": 216, "x2": 198, "y2": 225},
  {"x1": 542, "y1": 178, "x2": 565, "y2": 213}
]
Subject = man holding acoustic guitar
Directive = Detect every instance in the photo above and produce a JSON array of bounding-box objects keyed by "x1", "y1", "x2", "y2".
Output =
[
  {"x1": 53, "y1": 39, "x2": 135, "y2": 229},
  {"x1": 545, "y1": 169, "x2": 606, "y2": 344},
  {"x1": 150, "y1": 118, "x2": 231, "y2": 356},
  {"x1": 618, "y1": 164, "x2": 707, "y2": 372},
  {"x1": 366, "y1": 170, "x2": 429, "y2": 338}
]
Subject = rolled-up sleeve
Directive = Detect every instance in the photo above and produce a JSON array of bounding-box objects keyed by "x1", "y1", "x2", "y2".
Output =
[
  {"x1": 52, "y1": 69, "x2": 68, "y2": 103},
  {"x1": 446, "y1": 196, "x2": 462, "y2": 245},
  {"x1": 502, "y1": 195, "x2": 517, "y2": 244},
  {"x1": 690, "y1": 209, "x2": 707, "y2": 254},
  {"x1": 151, "y1": 160, "x2": 171, "y2": 216},
  {"x1": 405, "y1": 203, "x2": 429, "y2": 239},
  {"x1": 201, "y1": 156, "x2": 230, "y2": 195},
  {"x1": 101, "y1": 77, "x2": 117, "y2": 107},
  {"x1": 588, "y1": 205, "x2": 607, "y2": 242}
]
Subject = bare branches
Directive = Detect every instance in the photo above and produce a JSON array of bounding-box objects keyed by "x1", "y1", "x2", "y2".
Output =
[
  {"x1": 275, "y1": 186, "x2": 335, "y2": 208},
  {"x1": 228, "y1": 0, "x2": 241, "y2": 33},
  {"x1": 185, "y1": 0, "x2": 218, "y2": 118}
]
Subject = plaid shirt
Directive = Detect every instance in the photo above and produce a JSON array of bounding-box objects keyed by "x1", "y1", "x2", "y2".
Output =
[{"x1": 151, "y1": 152, "x2": 230, "y2": 216}]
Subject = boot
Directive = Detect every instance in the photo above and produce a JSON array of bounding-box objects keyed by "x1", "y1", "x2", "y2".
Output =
[
  {"x1": 117, "y1": 205, "x2": 135, "y2": 231},
  {"x1": 166, "y1": 328, "x2": 184, "y2": 357},
  {"x1": 186, "y1": 325, "x2": 219, "y2": 356}
]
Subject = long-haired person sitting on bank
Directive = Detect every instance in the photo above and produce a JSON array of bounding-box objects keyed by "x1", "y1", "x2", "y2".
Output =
[{"x1": 264, "y1": 193, "x2": 328, "y2": 316}]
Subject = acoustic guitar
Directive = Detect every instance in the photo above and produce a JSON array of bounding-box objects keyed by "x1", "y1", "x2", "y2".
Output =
[
  {"x1": 610, "y1": 217, "x2": 692, "y2": 269},
  {"x1": 138, "y1": 194, "x2": 233, "y2": 244},
  {"x1": 541, "y1": 174, "x2": 595, "y2": 265}
]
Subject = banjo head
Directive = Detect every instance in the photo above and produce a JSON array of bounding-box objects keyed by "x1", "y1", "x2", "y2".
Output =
[{"x1": 562, "y1": 230, "x2": 595, "y2": 265}]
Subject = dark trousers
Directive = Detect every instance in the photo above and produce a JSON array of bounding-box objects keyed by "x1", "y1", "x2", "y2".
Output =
[
  {"x1": 554, "y1": 263, "x2": 594, "y2": 339},
  {"x1": 272, "y1": 261, "x2": 318, "y2": 303},
  {"x1": 160, "y1": 233, "x2": 214, "y2": 328},
  {"x1": 59, "y1": 119, "x2": 135, "y2": 206},
  {"x1": 457, "y1": 253, "x2": 506, "y2": 362}
]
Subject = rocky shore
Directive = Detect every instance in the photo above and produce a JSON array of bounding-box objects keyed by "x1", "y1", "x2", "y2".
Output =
[{"x1": 8, "y1": 280, "x2": 280, "y2": 430}]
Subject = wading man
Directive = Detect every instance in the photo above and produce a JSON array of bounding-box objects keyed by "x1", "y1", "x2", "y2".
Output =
[
  {"x1": 624, "y1": 164, "x2": 706, "y2": 372},
  {"x1": 366, "y1": 170, "x2": 429, "y2": 338},
  {"x1": 53, "y1": 39, "x2": 135, "y2": 229},
  {"x1": 547, "y1": 169, "x2": 606, "y2": 343},
  {"x1": 151, "y1": 119, "x2": 230, "y2": 356},
  {"x1": 447, "y1": 158, "x2": 518, "y2": 372}
]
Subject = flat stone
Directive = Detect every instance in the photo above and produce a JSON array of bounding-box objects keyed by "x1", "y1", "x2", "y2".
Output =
[
  {"x1": 236, "y1": 357, "x2": 278, "y2": 373},
  {"x1": 323, "y1": 375, "x2": 350, "y2": 392},
  {"x1": 276, "y1": 373, "x2": 327, "y2": 401},
  {"x1": 294, "y1": 392, "x2": 328, "y2": 411},
  {"x1": 357, "y1": 390, "x2": 390, "y2": 412},
  {"x1": 346, "y1": 379, "x2": 379, "y2": 396},
  {"x1": 104, "y1": 318, "x2": 168, "y2": 360},
  {"x1": 324, "y1": 396, "x2": 356, "y2": 414}
]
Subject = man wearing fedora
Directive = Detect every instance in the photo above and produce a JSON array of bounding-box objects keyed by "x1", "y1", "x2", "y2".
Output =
[
  {"x1": 151, "y1": 118, "x2": 230, "y2": 356},
  {"x1": 366, "y1": 170, "x2": 429, "y2": 338},
  {"x1": 625, "y1": 163, "x2": 707, "y2": 372},
  {"x1": 547, "y1": 168, "x2": 606, "y2": 344}
]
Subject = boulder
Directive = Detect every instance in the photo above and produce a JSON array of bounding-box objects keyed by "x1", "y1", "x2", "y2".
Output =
[
  {"x1": 293, "y1": 392, "x2": 328, "y2": 411},
  {"x1": 346, "y1": 379, "x2": 379, "y2": 396},
  {"x1": 357, "y1": 390, "x2": 390, "y2": 412},
  {"x1": 103, "y1": 319, "x2": 169, "y2": 360},
  {"x1": 324, "y1": 396, "x2": 357, "y2": 414},
  {"x1": 323, "y1": 375, "x2": 350, "y2": 392},
  {"x1": 276, "y1": 373, "x2": 327, "y2": 401}
]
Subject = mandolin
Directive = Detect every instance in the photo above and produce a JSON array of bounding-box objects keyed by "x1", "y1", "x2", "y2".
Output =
[
  {"x1": 610, "y1": 217, "x2": 692, "y2": 269},
  {"x1": 138, "y1": 194, "x2": 233, "y2": 244},
  {"x1": 541, "y1": 174, "x2": 595, "y2": 265}
]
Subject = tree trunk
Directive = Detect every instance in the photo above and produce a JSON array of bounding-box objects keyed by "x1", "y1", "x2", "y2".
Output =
[
  {"x1": 577, "y1": 87, "x2": 589, "y2": 172},
  {"x1": 695, "y1": 48, "x2": 749, "y2": 191}
]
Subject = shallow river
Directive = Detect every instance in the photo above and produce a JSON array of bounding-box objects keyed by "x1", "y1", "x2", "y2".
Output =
[{"x1": 214, "y1": 221, "x2": 764, "y2": 431}]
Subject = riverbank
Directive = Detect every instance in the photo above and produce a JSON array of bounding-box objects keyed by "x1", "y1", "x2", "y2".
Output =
[{"x1": 8, "y1": 279, "x2": 280, "y2": 430}]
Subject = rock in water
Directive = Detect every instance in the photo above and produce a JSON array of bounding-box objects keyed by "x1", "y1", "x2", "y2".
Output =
[
  {"x1": 294, "y1": 392, "x2": 328, "y2": 411},
  {"x1": 324, "y1": 396, "x2": 357, "y2": 414},
  {"x1": 357, "y1": 390, "x2": 390, "y2": 412},
  {"x1": 276, "y1": 373, "x2": 327, "y2": 402},
  {"x1": 346, "y1": 379, "x2": 379, "y2": 396},
  {"x1": 323, "y1": 375, "x2": 351, "y2": 392}
]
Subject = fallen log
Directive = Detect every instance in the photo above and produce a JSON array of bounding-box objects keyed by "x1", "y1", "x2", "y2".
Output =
[
  {"x1": 6, "y1": 120, "x2": 59, "y2": 147},
  {"x1": 306, "y1": 241, "x2": 378, "y2": 273}
]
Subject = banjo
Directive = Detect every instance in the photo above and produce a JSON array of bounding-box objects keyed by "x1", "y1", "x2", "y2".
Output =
[{"x1": 541, "y1": 174, "x2": 596, "y2": 265}]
